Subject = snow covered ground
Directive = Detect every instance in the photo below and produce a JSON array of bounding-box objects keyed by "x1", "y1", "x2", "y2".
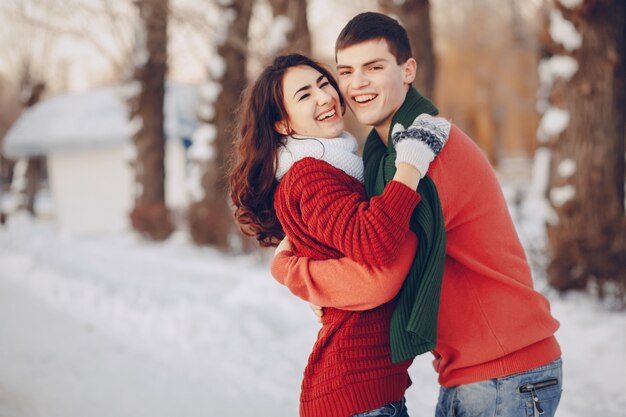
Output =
[{"x1": 0, "y1": 187, "x2": 625, "y2": 417}]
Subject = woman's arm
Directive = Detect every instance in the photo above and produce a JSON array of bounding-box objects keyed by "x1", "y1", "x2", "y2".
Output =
[
  {"x1": 271, "y1": 231, "x2": 418, "y2": 310},
  {"x1": 277, "y1": 158, "x2": 420, "y2": 266}
]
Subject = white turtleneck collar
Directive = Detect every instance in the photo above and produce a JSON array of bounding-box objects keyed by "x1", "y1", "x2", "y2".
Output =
[{"x1": 274, "y1": 131, "x2": 364, "y2": 183}]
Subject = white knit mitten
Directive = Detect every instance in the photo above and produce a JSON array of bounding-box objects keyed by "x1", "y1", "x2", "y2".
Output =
[{"x1": 392, "y1": 114, "x2": 451, "y2": 178}]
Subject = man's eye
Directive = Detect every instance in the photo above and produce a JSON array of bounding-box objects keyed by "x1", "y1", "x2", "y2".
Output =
[
  {"x1": 338, "y1": 71, "x2": 351, "y2": 76},
  {"x1": 369, "y1": 66, "x2": 382, "y2": 71}
]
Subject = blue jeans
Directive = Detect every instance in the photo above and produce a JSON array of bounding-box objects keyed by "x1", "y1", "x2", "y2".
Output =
[
  {"x1": 352, "y1": 398, "x2": 409, "y2": 417},
  {"x1": 435, "y1": 358, "x2": 563, "y2": 417}
]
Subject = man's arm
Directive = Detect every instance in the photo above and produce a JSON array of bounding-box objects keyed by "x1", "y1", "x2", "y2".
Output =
[{"x1": 270, "y1": 232, "x2": 418, "y2": 310}]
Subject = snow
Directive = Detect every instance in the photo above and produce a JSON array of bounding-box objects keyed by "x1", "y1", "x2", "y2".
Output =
[
  {"x1": 199, "y1": 81, "x2": 222, "y2": 103},
  {"x1": 133, "y1": 22, "x2": 149, "y2": 69},
  {"x1": 197, "y1": 103, "x2": 216, "y2": 121},
  {"x1": 550, "y1": 184, "x2": 576, "y2": 207},
  {"x1": 559, "y1": 0, "x2": 583, "y2": 9},
  {"x1": 120, "y1": 81, "x2": 142, "y2": 101},
  {"x1": 538, "y1": 106, "x2": 571, "y2": 141},
  {"x1": 127, "y1": 115, "x2": 143, "y2": 137},
  {"x1": 3, "y1": 83, "x2": 199, "y2": 158},
  {"x1": 189, "y1": 124, "x2": 217, "y2": 161},
  {"x1": 538, "y1": 55, "x2": 579, "y2": 87},
  {"x1": 267, "y1": 15, "x2": 294, "y2": 54},
  {"x1": 557, "y1": 158, "x2": 576, "y2": 178},
  {"x1": 185, "y1": 164, "x2": 205, "y2": 201},
  {"x1": 549, "y1": 9, "x2": 582, "y2": 51},
  {"x1": 1, "y1": 179, "x2": 625, "y2": 417},
  {"x1": 206, "y1": 56, "x2": 226, "y2": 81}
]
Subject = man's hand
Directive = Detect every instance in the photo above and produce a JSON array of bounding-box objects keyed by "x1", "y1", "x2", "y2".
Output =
[
  {"x1": 391, "y1": 114, "x2": 451, "y2": 178},
  {"x1": 309, "y1": 303, "x2": 323, "y2": 323}
]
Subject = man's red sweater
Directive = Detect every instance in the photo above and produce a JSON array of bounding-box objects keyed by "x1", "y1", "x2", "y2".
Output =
[
  {"x1": 273, "y1": 124, "x2": 561, "y2": 389},
  {"x1": 273, "y1": 156, "x2": 420, "y2": 417}
]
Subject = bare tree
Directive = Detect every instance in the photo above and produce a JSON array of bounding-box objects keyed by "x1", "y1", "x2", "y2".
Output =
[
  {"x1": 187, "y1": 0, "x2": 253, "y2": 248},
  {"x1": 379, "y1": 0, "x2": 436, "y2": 99},
  {"x1": 0, "y1": 0, "x2": 55, "y2": 217},
  {"x1": 16, "y1": 65, "x2": 47, "y2": 215},
  {"x1": 540, "y1": 0, "x2": 625, "y2": 304},
  {"x1": 127, "y1": 0, "x2": 173, "y2": 240},
  {"x1": 268, "y1": 0, "x2": 311, "y2": 56}
]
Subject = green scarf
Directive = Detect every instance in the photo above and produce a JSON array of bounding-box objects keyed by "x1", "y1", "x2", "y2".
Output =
[{"x1": 363, "y1": 87, "x2": 446, "y2": 363}]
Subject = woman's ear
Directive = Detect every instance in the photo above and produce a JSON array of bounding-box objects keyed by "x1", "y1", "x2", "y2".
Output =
[{"x1": 274, "y1": 120, "x2": 289, "y2": 135}]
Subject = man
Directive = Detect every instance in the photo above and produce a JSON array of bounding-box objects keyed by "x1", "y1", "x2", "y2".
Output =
[{"x1": 272, "y1": 12, "x2": 562, "y2": 417}]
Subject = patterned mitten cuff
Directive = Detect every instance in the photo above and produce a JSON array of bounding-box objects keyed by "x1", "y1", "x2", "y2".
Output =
[{"x1": 392, "y1": 114, "x2": 451, "y2": 177}]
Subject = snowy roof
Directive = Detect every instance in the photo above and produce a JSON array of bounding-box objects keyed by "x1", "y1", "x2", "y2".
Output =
[{"x1": 3, "y1": 82, "x2": 198, "y2": 158}]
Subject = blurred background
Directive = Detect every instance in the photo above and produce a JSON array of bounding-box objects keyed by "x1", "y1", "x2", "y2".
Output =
[
  {"x1": 0, "y1": 0, "x2": 624, "y2": 301},
  {"x1": 0, "y1": 0, "x2": 624, "y2": 415}
]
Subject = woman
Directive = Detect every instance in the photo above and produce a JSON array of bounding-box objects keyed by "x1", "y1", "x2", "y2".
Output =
[{"x1": 229, "y1": 54, "x2": 444, "y2": 417}]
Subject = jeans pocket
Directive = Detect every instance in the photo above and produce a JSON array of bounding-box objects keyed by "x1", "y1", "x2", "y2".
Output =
[{"x1": 519, "y1": 378, "x2": 562, "y2": 417}]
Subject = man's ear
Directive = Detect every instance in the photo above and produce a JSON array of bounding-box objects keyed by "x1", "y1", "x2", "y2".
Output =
[
  {"x1": 403, "y1": 58, "x2": 417, "y2": 85},
  {"x1": 274, "y1": 120, "x2": 289, "y2": 135}
]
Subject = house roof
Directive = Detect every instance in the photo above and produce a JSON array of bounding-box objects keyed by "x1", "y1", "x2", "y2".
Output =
[{"x1": 3, "y1": 82, "x2": 198, "y2": 158}]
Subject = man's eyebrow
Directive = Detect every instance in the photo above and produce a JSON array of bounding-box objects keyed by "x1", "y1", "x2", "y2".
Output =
[
  {"x1": 336, "y1": 58, "x2": 386, "y2": 69},
  {"x1": 362, "y1": 58, "x2": 386, "y2": 66}
]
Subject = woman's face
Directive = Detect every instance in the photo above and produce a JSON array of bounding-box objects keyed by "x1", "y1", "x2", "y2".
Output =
[{"x1": 277, "y1": 65, "x2": 344, "y2": 138}]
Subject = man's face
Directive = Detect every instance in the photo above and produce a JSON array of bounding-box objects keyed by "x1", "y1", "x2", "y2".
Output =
[{"x1": 336, "y1": 39, "x2": 416, "y2": 139}]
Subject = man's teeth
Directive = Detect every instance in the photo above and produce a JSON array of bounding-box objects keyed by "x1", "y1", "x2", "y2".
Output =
[
  {"x1": 354, "y1": 94, "x2": 376, "y2": 103},
  {"x1": 317, "y1": 109, "x2": 336, "y2": 121}
]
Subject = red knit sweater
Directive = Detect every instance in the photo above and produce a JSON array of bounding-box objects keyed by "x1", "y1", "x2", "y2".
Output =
[
  {"x1": 273, "y1": 157, "x2": 420, "y2": 417},
  {"x1": 273, "y1": 124, "x2": 561, "y2": 389}
]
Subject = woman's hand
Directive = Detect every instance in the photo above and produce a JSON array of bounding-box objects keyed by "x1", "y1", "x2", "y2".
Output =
[
  {"x1": 309, "y1": 303, "x2": 324, "y2": 323},
  {"x1": 274, "y1": 236, "x2": 292, "y2": 255}
]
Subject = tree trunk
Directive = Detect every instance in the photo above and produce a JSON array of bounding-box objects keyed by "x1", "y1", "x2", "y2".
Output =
[
  {"x1": 544, "y1": 0, "x2": 625, "y2": 302},
  {"x1": 268, "y1": 0, "x2": 311, "y2": 56},
  {"x1": 128, "y1": 0, "x2": 173, "y2": 241},
  {"x1": 379, "y1": 0, "x2": 436, "y2": 99},
  {"x1": 17, "y1": 80, "x2": 46, "y2": 216},
  {"x1": 187, "y1": 0, "x2": 253, "y2": 248}
]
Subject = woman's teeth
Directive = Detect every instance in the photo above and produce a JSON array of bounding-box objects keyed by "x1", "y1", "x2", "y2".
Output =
[{"x1": 316, "y1": 109, "x2": 336, "y2": 121}]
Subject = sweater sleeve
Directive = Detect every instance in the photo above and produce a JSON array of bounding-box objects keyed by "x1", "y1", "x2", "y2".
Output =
[
  {"x1": 270, "y1": 232, "x2": 418, "y2": 310},
  {"x1": 281, "y1": 158, "x2": 420, "y2": 266}
]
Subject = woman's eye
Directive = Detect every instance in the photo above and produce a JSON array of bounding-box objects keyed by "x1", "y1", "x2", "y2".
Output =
[
  {"x1": 298, "y1": 93, "x2": 310, "y2": 101},
  {"x1": 320, "y1": 81, "x2": 330, "y2": 88}
]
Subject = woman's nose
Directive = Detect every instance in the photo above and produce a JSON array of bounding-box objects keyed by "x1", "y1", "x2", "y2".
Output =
[{"x1": 316, "y1": 89, "x2": 332, "y2": 106}]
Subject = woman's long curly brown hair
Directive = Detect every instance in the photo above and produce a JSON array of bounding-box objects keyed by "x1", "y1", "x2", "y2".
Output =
[{"x1": 229, "y1": 54, "x2": 344, "y2": 247}]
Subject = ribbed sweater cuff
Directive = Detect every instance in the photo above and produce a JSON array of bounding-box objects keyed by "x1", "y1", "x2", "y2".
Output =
[{"x1": 382, "y1": 180, "x2": 421, "y2": 225}]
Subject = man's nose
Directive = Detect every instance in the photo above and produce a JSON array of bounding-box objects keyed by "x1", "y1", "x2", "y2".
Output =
[{"x1": 351, "y1": 71, "x2": 368, "y2": 88}]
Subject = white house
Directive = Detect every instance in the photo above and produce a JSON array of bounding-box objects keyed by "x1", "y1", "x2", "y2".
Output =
[{"x1": 3, "y1": 83, "x2": 198, "y2": 235}]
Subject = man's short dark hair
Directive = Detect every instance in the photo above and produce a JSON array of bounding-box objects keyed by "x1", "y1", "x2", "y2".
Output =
[{"x1": 335, "y1": 12, "x2": 413, "y2": 64}]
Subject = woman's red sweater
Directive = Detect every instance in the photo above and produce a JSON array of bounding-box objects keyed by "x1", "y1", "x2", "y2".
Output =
[{"x1": 273, "y1": 156, "x2": 420, "y2": 417}]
